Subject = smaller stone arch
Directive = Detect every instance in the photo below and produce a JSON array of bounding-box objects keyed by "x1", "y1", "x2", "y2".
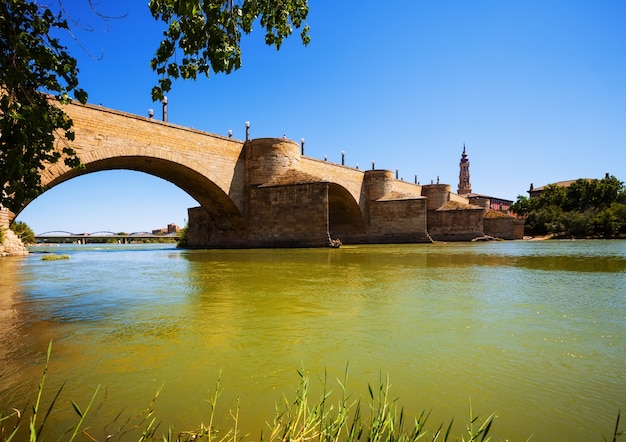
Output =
[{"x1": 328, "y1": 183, "x2": 366, "y2": 242}]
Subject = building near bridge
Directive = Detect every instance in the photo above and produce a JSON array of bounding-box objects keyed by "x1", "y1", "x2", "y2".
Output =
[
  {"x1": 152, "y1": 223, "x2": 180, "y2": 235},
  {"x1": 466, "y1": 194, "x2": 513, "y2": 212},
  {"x1": 527, "y1": 177, "x2": 599, "y2": 198},
  {"x1": 455, "y1": 145, "x2": 513, "y2": 212}
]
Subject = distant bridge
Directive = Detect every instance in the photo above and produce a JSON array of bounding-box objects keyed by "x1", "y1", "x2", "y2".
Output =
[{"x1": 35, "y1": 231, "x2": 179, "y2": 243}]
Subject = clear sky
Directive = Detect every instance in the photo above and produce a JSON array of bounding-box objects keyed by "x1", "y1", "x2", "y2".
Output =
[{"x1": 16, "y1": 0, "x2": 626, "y2": 234}]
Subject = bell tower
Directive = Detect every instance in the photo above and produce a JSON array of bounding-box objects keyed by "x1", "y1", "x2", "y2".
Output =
[{"x1": 457, "y1": 144, "x2": 471, "y2": 195}]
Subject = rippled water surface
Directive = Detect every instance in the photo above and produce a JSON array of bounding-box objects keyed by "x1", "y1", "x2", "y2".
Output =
[{"x1": 1, "y1": 240, "x2": 625, "y2": 441}]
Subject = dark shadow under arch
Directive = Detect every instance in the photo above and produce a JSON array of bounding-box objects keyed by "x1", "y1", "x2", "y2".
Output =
[{"x1": 328, "y1": 183, "x2": 366, "y2": 242}]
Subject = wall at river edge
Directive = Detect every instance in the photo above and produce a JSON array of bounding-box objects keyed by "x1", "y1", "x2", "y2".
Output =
[{"x1": 0, "y1": 207, "x2": 29, "y2": 256}]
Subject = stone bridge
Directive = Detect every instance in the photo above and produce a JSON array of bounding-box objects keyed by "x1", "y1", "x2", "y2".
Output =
[{"x1": 8, "y1": 102, "x2": 523, "y2": 248}]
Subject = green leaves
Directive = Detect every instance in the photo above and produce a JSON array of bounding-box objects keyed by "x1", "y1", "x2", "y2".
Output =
[
  {"x1": 0, "y1": 0, "x2": 310, "y2": 212},
  {"x1": 0, "y1": 0, "x2": 86, "y2": 213},
  {"x1": 148, "y1": 0, "x2": 310, "y2": 101},
  {"x1": 511, "y1": 176, "x2": 626, "y2": 237}
]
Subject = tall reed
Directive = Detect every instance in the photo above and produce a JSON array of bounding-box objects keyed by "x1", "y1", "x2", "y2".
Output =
[
  {"x1": 0, "y1": 342, "x2": 98, "y2": 442},
  {"x1": 1, "y1": 350, "x2": 623, "y2": 441}
]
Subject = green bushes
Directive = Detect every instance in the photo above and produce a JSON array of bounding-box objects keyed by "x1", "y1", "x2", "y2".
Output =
[
  {"x1": 511, "y1": 175, "x2": 626, "y2": 238},
  {"x1": 176, "y1": 224, "x2": 189, "y2": 248},
  {"x1": 10, "y1": 220, "x2": 35, "y2": 244},
  {"x1": 40, "y1": 253, "x2": 70, "y2": 260}
]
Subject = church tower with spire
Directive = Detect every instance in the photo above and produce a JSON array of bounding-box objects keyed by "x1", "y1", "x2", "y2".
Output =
[{"x1": 457, "y1": 144, "x2": 471, "y2": 195}]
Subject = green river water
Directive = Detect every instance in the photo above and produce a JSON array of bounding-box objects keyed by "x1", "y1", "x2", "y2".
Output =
[{"x1": 0, "y1": 240, "x2": 625, "y2": 441}]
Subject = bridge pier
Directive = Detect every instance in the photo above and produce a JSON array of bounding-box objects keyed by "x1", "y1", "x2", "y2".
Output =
[{"x1": 186, "y1": 138, "x2": 432, "y2": 248}]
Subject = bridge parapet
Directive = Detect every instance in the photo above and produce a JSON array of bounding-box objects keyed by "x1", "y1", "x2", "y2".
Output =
[{"x1": 55, "y1": 102, "x2": 247, "y2": 210}]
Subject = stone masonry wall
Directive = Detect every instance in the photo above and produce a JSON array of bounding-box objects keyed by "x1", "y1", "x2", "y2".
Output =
[
  {"x1": 0, "y1": 228, "x2": 29, "y2": 256},
  {"x1": 427, "y1": 208, "x2": 485, "y2": 241},
  {"x1": 483, "y1": 217, "x2": 525, "y2": 240},
  {"x1": 392, "y1": 179, "x2": 423, "y2": 197},
  {"x1": 367, "y1": 198, "x2": 430, "y2": 243},
  {"x1": 299, "y1": 157, "x2": 365, "y2": 207},
  {"x1": 449, "y1": 192, "x2": 470, "y2": 205},
  {"x1": 186, "y1": 206, "x2": 251, "y2": 248},
  {"x1": 421, "y1": 184, "x2": 452, "y2": 210},
  {"x1": 248, "y1": 183, "x2": 330, "y2": 247},
  {"x1": 0, "y1": 207, "x2": 28, "y2": 256},
  {"x1": 245, "y1": 138, "x2": 301, "y2": 187},
  {"x1": 187, "y1": 207, "x2": 212, "y2": 248},
  {"x1": 0, "y1": 207, "x2": 9, "y2": 229},
  {"x1": 187, "y1": 183, "x2": 331, "y2": 248}
]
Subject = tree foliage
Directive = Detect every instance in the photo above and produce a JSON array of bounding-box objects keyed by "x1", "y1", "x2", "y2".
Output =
[
  {"x1": 510, "y1": 176, "x2": 626, "y2": 238},
  {"x1": 1, "y1": 0, "x2": 310, "y2": 214},
  {"x1": 11, "y1": 219, "x2": 35, "y2": 244},
  {"x1": 148, "y1": 0, "x2": 310, "y2": 100},
  {"x1": 0, "y1": 0, "x2": 87, "y2": 213}
]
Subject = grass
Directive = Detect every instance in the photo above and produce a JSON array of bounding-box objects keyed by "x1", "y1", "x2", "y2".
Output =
[
  {"x1": 40, "y1": 253, "x2": 71, "y2": 261},
  {"x1": 1, "y1": 345, "x2": 624, "y2": 441}
]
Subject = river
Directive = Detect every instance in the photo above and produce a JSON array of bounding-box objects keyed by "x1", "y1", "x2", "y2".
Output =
[{"x1": 1, "y1": 240, "x2": 625, "y2": 441}]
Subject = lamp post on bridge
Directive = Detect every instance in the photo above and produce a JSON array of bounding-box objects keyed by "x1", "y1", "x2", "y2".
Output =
[
  {"x1": 245, "y1": 121, "x2": 250, "y2": 141},
  {"x1": 341, "y1": 150, "x2": 345, "y2": 165},
  {"x1": 301, "y1": 138, "x2": 305, "y2": 155},
  {"x1": 161, "y1": 96, "x2": 168, "y2": 122}
]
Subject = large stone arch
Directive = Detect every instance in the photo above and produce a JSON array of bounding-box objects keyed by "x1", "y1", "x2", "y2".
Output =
[
  {"x1": 44, "y1": 101, "x2": 248, "y2": 219},
  {"x1": 20, "y1": 153, "x2": 246, "y2": 232}
]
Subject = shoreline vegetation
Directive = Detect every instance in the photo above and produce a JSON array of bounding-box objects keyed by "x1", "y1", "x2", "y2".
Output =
[
  {"x1": 1, "y1": 344, "x2": 624, "y2": 441},
  {"x1": 40, "y1": 253, "x2": 70, "y2": 260},
  {"x1": 510, "y1": 176, "x2": 626, "y2": 239}
]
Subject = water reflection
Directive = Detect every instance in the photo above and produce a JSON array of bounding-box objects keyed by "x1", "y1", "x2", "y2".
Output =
[
  {"x1": 0, "y1": 257, "x2": 29, "y2": 392},
  {"x1": 0, "y1": 241, "x2": 625, "y2": 441}
]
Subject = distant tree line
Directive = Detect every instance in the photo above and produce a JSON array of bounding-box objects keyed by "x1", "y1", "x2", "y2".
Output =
[{"x1": 510, "y1": 175, "x2": 626, "y2": 238}]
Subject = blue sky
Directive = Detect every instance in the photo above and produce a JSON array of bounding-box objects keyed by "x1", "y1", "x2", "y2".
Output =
[{"x1": 16, "y1": 1, "x2": 626, "y2": 234}]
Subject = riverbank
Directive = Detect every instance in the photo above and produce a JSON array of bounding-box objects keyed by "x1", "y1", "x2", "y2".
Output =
[{"x1": 0, "y1": 227, "x2": 28, "y2": 257}]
